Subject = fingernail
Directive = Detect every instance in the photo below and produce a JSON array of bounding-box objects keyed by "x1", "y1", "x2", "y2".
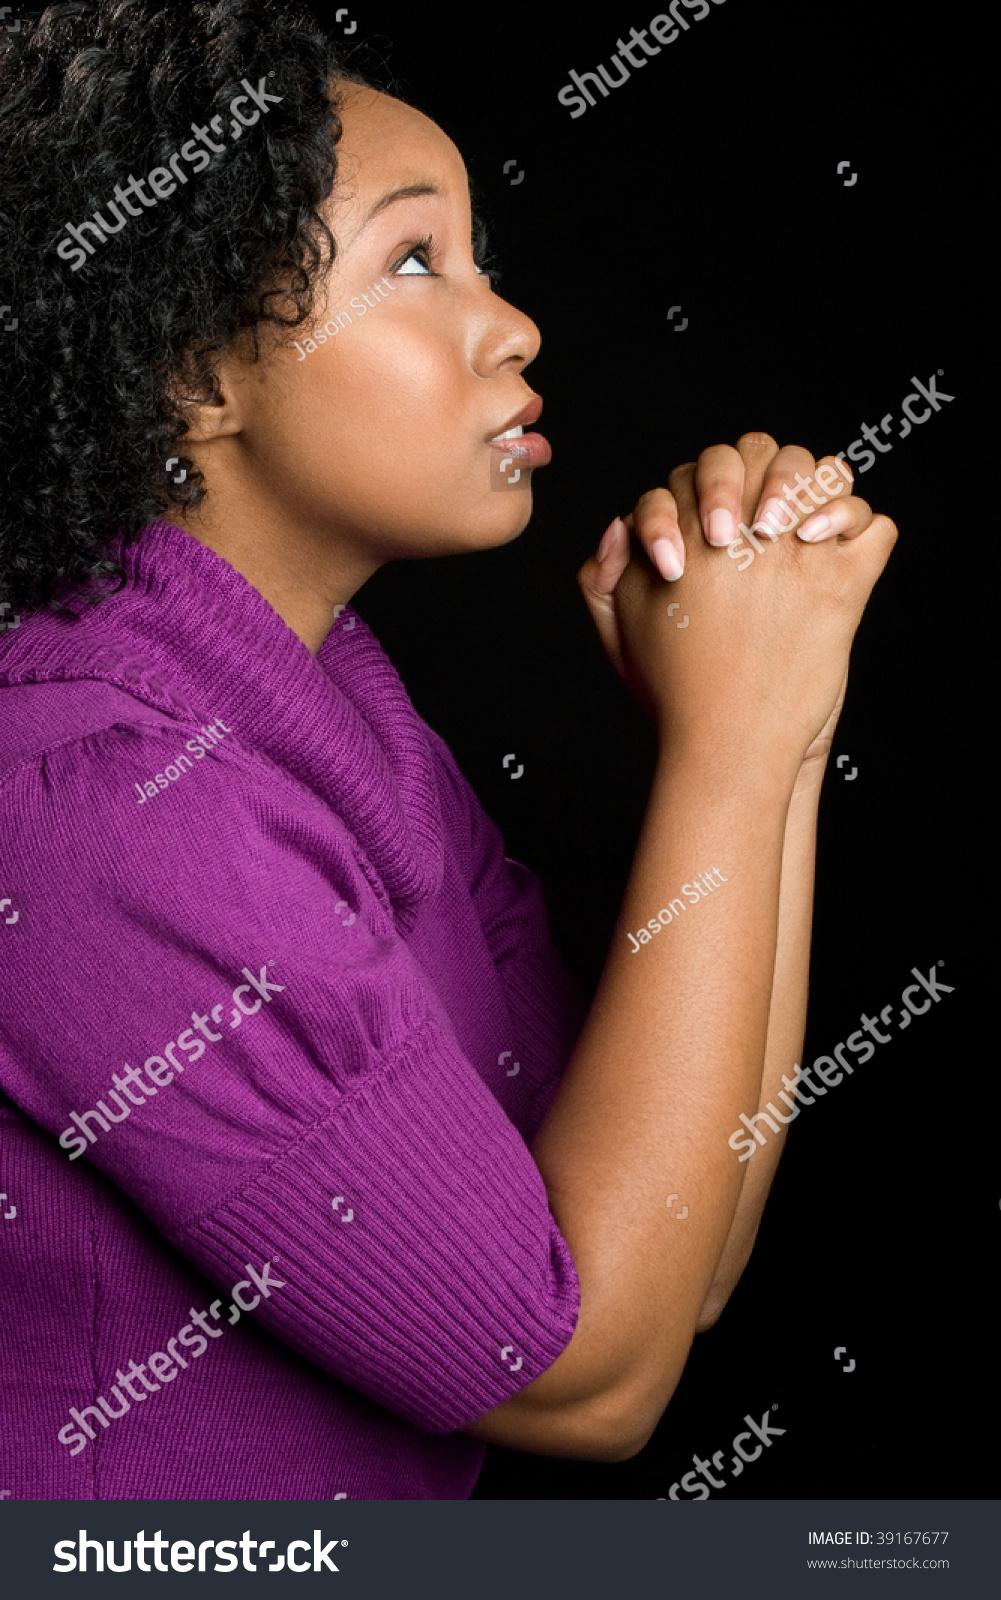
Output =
[
  {"x1": 651, "y1": 538, "x2": 684, "y2": 581},
  {"x1": 597, "y1": 517, "x2": 623, "y2": 564},
  {"x1": 706, "y1": 509, "x2": 735, "y2": 546},
  {"x1": 797, "y1": 514, "x2": 832, "y2": 542},
  {"x1": 758, "y1": 499, "x2": 790, "y2": 538}
]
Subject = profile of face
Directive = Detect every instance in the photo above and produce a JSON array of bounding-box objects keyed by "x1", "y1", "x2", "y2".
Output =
[{"x1": 175, "y1": 83, "x2": 548, "y2": 636}]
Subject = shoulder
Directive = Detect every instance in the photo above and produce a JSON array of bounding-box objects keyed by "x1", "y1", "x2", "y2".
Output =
[
  {"x1": 0, "y1": 677, "x2": 187, "y2": 780},
  {"x1": 0, "y1": 678, "x2": 304, "y2": 855}
]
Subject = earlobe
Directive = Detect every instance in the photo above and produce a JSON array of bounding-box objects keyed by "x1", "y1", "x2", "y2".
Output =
[
  {"x1": 167, "y1": 357, "x2": 245, "y2": 445},
  {"x1": 172, "y1": 389, "x2": 243, "y2": 444}
]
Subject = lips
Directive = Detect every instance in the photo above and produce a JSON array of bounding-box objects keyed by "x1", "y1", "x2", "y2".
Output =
[
  {"x1": 487, "y1": 396, "x2": 551, "y2": 468},
  {"x1": 489, "y1": 396, "x2": 544, "y2": 439}
]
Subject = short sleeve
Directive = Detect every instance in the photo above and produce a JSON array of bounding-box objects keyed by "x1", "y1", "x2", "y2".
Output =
[{"x1": 0, "y1": 715, "x2": 581, "y2": 1434}]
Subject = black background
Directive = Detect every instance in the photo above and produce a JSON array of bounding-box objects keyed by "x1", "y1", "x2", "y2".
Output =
[{"x1": 315, "y1": 0, "x2": 986, "y2": 1500}]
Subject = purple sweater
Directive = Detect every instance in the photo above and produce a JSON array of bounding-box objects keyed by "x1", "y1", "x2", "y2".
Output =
[{"x1": 0, "y1": 520, "x2": 588, "y2": 1500}]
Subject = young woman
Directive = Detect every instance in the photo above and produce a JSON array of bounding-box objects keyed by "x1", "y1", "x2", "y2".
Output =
[{"x1": 0, "y1": 1, "x2": 896, "y2": 1500}]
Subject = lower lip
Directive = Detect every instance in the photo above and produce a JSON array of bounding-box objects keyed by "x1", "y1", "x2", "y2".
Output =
[{"x1": 488, "y1": 431, "x2": 552, "y2": 467}]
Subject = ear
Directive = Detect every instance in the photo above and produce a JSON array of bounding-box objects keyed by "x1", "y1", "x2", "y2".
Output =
[{"x1": 168, "y1": 349, "x2": 247, "y2": 445}]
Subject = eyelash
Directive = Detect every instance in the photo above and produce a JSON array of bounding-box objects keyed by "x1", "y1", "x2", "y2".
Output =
[
  {"x1": 394, "y1": 232, "x2": 493, "y2": 280},
  {"x1": 398, "y1": 232, "x2": 439, "y2": 273}
]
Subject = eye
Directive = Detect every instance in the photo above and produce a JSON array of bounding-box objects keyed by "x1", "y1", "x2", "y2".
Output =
[
  {"x1": 393, "y1": 233, "x2": 439, "y2": 276},
  {"x1": 392, "y1": 233, "x2": 493, "y2": 281},
  {"x1": 396, "y1": 246, "x2": 432, "y2": 276}
]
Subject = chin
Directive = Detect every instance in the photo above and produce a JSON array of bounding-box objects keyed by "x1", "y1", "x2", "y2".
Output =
[
  {"x1": 390, "y1": 484, "x2": 535, "y2": 558},
  {"x1": 470, "y1": 489, "x2": 535, "y2": 550}
]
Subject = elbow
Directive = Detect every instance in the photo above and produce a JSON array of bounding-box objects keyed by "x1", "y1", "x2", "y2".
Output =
[
  {"x1": 545, "y1": 1383, "x2": 660, "y2": 1463},
  {"x1": 572, "y1": 1400, "x2": 660, "y2": 1463},
  {"x1": 462, "y1": 1376, "x2": 668, "y2": 1464},
  {"x1": 603, "y1": 1419, "x2": 658, "y2": 1462},
  {"x1": 694, "y1": 1236, "x2": 759, "y2": 1333},
  {"x1": 463, "y1": 1304, "x2": 706, "y2": 1463},
  {"x1": 694, "y1": 1294, "x2": 728, "y2": 1334},
  {"x1": 584, "y1": 1384, "x2": 660, "y2": 1461},
  {"x1": 599, "y1": 1357, "x2": 689, "y2": 1462}
]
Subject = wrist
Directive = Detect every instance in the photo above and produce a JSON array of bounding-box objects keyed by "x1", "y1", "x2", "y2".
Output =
[
  {"x1": 656, "y1": 728, "x2": 803, "y2": 806},
  {"x1": 791, "y1": 752, "x2": 830, "y2": 803}
]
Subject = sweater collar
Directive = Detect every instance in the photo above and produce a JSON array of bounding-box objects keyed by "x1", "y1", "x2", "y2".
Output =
[{"x1": 0, "y1": 520, "x2": 443, "y2": 921}]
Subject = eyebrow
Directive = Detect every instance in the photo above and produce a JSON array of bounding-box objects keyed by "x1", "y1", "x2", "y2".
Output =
[{"x1": 353, "y1": 182, "x2": 444, "y2": 239}]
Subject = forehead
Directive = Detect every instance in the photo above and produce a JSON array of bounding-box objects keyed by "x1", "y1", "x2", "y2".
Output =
[{"x1": 330, "y1": 83, "x2": 469, "y2": 230}]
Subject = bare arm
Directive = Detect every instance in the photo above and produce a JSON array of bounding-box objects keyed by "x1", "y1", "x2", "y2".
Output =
[
  {"x1": 694, "y1": 759, "x2": 825, "y2": 1331},
  {"x1": 484, "y1": 740, "x2": 796, "y2": 1460},
  {"x1": 462, "y1": 436, "x2": 895, "y2": 1462}
]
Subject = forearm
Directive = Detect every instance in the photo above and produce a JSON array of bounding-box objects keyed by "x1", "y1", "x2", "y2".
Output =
[
  {"x1": 695, "y1": 761, "x2": 825, "y2": 1328},
  {"x1": 476, "y1": 428, "x2": 898, "y2": 1461},
  {"x1": 509, "y1": 739, "x2": 799, "y2": 1448}
]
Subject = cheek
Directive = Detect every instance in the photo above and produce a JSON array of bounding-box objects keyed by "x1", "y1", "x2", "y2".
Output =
[
  {"x1": 335, "y1": 327, "x2": 467, "y2": 447},
  {"x1": 278, "y1": 330, "x2": 474, "y2": 495},
  {"x1": 244, "y1": 325, "x2": 529, "y2": 550}
]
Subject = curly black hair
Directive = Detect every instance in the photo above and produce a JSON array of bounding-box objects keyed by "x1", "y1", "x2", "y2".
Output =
[{"x1": 0, "y1": 0, "x2": 493, "y2": 617}]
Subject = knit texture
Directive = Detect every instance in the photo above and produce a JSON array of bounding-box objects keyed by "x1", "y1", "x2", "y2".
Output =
[{"x1": 0, "y1": 521, "x2": 589, "y2": 1500}]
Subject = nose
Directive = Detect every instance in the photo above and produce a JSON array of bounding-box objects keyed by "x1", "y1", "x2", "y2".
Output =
[{"x1": 471, "y1": 291, "x2": 541, "y2": 377}]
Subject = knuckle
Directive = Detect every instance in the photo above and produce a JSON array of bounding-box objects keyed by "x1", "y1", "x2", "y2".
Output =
[
  {"x1": 697, "y1": 441, "x2": 742, "y2": 469},
  {"x1": 813, "y1": 455, "x2": 848, "y2": 482},
  {"x1": 877, "y1": 513, "x2": 899, "y2": 543},
  {"x1": 635, "y1": 486, "x2": 672, "y2": 511},
  {"x1": 769, "y1": 443, "x2": 817, "y2": 477},
  {"x1": 736, "y1": 430, "x2": 778, "y2": 454}
]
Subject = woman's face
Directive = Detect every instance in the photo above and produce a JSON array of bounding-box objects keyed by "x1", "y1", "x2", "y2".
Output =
[{"x1": 203, "y1": 84, "x2": 547, "y2": 580}]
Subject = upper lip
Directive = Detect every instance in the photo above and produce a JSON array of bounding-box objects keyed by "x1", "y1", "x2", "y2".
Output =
[{"x1": 488, "y1": 395, "x2": 543, "y2": 439}]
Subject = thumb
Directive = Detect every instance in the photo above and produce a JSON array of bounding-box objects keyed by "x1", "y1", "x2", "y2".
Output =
[{"x1": 577, "y1": 516, "x2": 629, "y2": 678}]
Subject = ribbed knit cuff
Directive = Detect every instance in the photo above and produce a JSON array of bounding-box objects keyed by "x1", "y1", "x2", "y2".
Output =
[{"x1": 175, "y1": 1012, "x2": 581, "y2": 1436}]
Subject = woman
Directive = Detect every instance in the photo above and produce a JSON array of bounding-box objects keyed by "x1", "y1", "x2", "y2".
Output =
[{"x1": 0, "y1": 1, "x2": 897, "y2": 1500}]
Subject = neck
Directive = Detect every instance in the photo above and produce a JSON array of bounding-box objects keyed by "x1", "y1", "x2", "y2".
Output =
[{"x1": 168, "y1": 501, "x2": 380, "y2": 656}]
